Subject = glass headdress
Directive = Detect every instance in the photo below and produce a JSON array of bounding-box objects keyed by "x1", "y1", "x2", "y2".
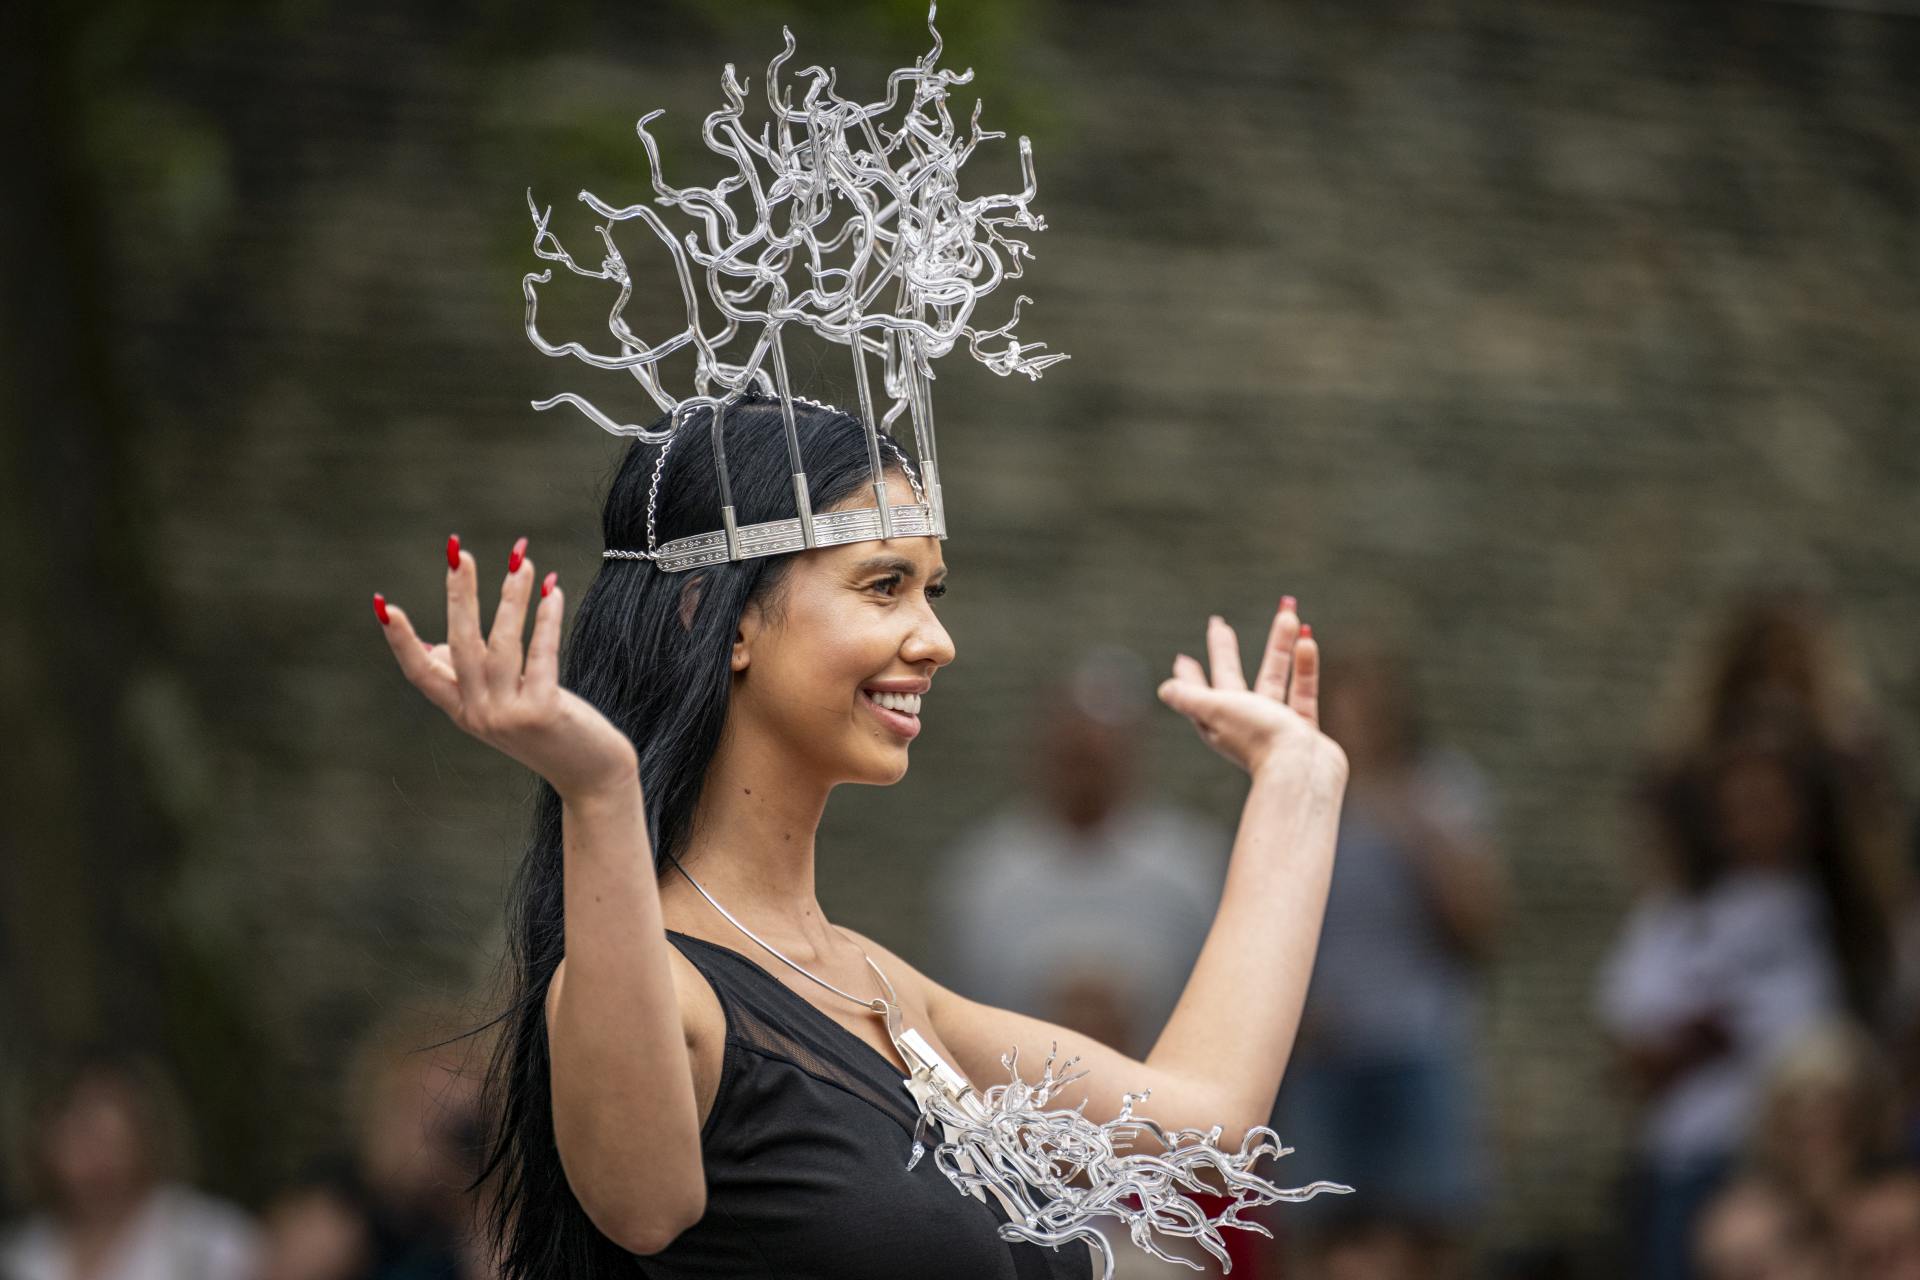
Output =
[{"x1": 522, "y1": 3, "x2": 1066, "y2": 573}]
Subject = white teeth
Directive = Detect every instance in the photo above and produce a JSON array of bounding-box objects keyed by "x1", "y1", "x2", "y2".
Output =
[{"x1": 867, "y1": 690, "x2": 922, "y2": 715}]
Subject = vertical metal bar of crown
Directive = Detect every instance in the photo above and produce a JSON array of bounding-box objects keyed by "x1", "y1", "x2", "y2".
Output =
[
  {"x1": 848, "y1": 320, "x2": 894, "y2": 541},
  {"x1": 767, "y1": 332, "x2": 817, "y2": 549},
  {"x1": 905, "y1": 328, "x2": 945, "y2": 538},
  {"x1": 709, "y1": 397, "x2": 742, "y2": 562}
]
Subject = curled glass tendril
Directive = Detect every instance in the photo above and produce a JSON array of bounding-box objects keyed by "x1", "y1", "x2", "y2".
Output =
[{"x1": 902, "y1": 1039, "x2": 1354, "y2": 1278}]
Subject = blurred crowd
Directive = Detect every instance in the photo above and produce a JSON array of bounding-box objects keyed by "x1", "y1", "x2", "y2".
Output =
[
  {"x1": 0, "y1": 1017, "x2": 501, "y2": 1280},
  {"x1": 1593, "y1": 585, "x2": 1918, "y2": 1280},
  {"x1": 2, "y1": 584, "x2": 1913, "y2": 1280}
]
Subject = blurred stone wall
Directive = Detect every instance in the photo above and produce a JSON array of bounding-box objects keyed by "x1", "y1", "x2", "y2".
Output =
[{"x1": 7, "y1": 0, "x2": 1918, "y2": 1263}]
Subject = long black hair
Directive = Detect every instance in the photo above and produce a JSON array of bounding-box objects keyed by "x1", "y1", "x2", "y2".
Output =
[
  {"x1": 467, "y1": 390, "x2": 920, "y2": 1278},
  {"x1": 1635, "y1": 703, "x2": 1897, "y2": 1030}
]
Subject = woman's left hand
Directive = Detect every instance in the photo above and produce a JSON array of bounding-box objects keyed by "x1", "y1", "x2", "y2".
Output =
[{"x1": 1156, "y1": 599, "x2": 1349, "y2": 792}]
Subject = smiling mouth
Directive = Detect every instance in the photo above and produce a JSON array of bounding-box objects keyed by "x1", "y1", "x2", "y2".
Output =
[{"x1": 859, "y1": 689, "x2": 923, "y2": 740}]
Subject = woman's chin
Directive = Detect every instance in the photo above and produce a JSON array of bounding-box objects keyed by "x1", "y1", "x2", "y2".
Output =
[{"x1": 847, "y1": 743, "x2": 912, "y2": 785}]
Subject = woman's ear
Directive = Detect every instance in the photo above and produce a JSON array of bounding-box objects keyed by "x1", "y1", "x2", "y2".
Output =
[
  {"x1": 677, "y1": 573, "x2": 705, "y2": 631},
  {"x1": 732, "y1": 597, "x2": 760, "y2": 673}
]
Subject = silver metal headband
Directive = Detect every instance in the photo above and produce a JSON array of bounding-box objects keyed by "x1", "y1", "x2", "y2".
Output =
[
  {"x1": 602, "y1": 394, "x2": 929, "y2": 573},
  {"x1": 522, "y1": 2, "x2": 1067, "y2": 573}
]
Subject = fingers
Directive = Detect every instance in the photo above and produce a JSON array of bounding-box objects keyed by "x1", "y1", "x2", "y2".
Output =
[
  {"x1": 524, "y1": 571, "x2": 562, "y2": 693},
  {"x1": 1290, "y1": 624, "x2": 1321, "y2": 727},
  {"x1": 445, "y1": 535, "x2": 487, "y2": 710},
  {"x1": 1157, "y1": 672, "x2": 1237, "y2": 764},
  {"x1": 1204, "y1": 615, "x2": 1248, "y2": 692},
  {"x1": 485, "y1": 537, "x2": 535, "y2": 698},
  {"x1": 378, "y1": 600, "x2": 461, "y2": 717},
  {"x1": 1163, "y1": 653, "x2": 1217, "y2": 735},
  {"x1": 1252, "y1": 597, "x2": 1300, "y2": 701},
  {"x1": 1160, "y1": 654, "x2": 1230, "y2": 738},
  {"x1": 1156, "y1": 671, "x2": 1222, "y2": 723}
]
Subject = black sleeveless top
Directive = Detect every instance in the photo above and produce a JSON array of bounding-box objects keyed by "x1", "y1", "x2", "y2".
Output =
[{"x1": 631, "y1": 931, "x2": 1095, "y2": 1279}]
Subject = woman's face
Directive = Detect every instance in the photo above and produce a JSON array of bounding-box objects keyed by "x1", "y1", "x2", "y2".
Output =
[
  {"x1": 1714, "y1": 751, "x2": 1806, "y2": 869},
  {"x1": 43, "y1": 1076, "x2": 150, "y2": 1209},
  {"x1": 730, "y1": 472, "x2": 954, "y2": 786}
]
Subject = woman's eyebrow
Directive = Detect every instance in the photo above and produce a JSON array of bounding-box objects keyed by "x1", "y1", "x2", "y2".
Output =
[{"x1": 850, "y1": 553, "x2": 948, "y2": 581}]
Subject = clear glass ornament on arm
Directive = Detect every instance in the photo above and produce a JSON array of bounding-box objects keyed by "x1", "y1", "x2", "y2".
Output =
[{"x1": 879, "y1": 962, "x2": 1352, "y2": 1279}]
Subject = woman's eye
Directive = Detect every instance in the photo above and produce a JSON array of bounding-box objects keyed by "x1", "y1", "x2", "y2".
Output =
[{"x1": 867, "y1": 575, "x2": 945, "y2": 602}]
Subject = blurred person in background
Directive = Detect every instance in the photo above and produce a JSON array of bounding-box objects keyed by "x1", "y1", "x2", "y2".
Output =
[
  {"x1": 1267, "y1": 636, "x2": 1506, "y2": 1280},
  {"x1": 1692, "y1": 1177, "x2": 1833, "y2": 1280},
  {"x1": 344, "y1": 1013, "x2": 498, "y2": 1280},
  {"x1": 1598, "y1": 713, "x2": 1900, "y2": 1279},
  {"x1": 1601, "y1": 587, "x2": 1909, "y2": 1280},
  {"x1": 0, "y1": 1046, "x2": 260, "y2": 1280},
  {"x1": 928, "y1": 646, "x2": 1231, "y2": 1064},
  {"x1": 1650, "y1": 588, "x2": 1909, "y2": 1036},
  {"x1": 254, "y1": 1158, "x2": 376, "y2": 1280},
  {"x1": 1837, "y1": 1168, "x2": 1920, "y2": 1280},
  {"x1": 1742, "y1": 1017, "x2": 1902, "y2": 1236}
]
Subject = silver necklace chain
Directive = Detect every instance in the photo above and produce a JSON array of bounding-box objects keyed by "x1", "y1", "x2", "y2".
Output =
[{"x1": 672, "y1": 861, "x2": 896, "y2": 1014}]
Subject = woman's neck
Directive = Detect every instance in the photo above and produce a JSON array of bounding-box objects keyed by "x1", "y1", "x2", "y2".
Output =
[{"x1": 665, "y1": 729, "x2": 842, "y2": 961}]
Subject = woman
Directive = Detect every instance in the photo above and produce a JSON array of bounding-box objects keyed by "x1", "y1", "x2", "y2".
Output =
[
  {"x1": 371, "y1": 394, "x2": 1350, "y2": 1278},
  {"x1": 0, "y1": 1048, "x2": 261, "y2": 1280},
  {"x1": 1598, "y1": 710, "x2": 1892, "y2": 1280}
]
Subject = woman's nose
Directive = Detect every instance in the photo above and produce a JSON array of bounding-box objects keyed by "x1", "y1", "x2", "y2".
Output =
[{"x1": 907, "y1": 612, "x2": 955, "y2": 668}]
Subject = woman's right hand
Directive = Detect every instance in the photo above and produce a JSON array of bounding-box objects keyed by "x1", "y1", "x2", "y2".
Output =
[{"x1": 374, "y1": 534, "x2": 640, "y2": 803}]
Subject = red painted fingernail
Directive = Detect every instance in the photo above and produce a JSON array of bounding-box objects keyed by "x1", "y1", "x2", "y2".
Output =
[
  {"x1": 373, "y1": 592, "x2": 390, "y2": 625},
  {"x1": 1300, "y1": 622, "x2": 1313, "y2": 639},
  {"x1": 1281, "y1": 595, "x2": 1297, "y2": 614},
  {"x1": 509, "y1": 536, "x2": 528, "y2": 574},
  {"x1": 541, "y1": 570, "x2": 558, "y2": 598},
  {"x1": 447, "y1": 533, "x2": 461, "y2": 571}
]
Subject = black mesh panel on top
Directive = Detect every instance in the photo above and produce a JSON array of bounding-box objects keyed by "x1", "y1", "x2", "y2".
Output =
[{"x1": 670, "y1": 930, "x2": 923, "y2": 1134}]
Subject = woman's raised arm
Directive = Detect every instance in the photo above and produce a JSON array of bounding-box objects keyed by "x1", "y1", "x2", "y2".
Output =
[
  {"x1": 1146, "y1": 601, "x2": 1347, "y2": 1133},
  {"x1": 546, "y1": 785, "x2": 707, "y2": 1254},
  {"x1": 374, "y1": 535, "x2": 705, "y2": 1253}
]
